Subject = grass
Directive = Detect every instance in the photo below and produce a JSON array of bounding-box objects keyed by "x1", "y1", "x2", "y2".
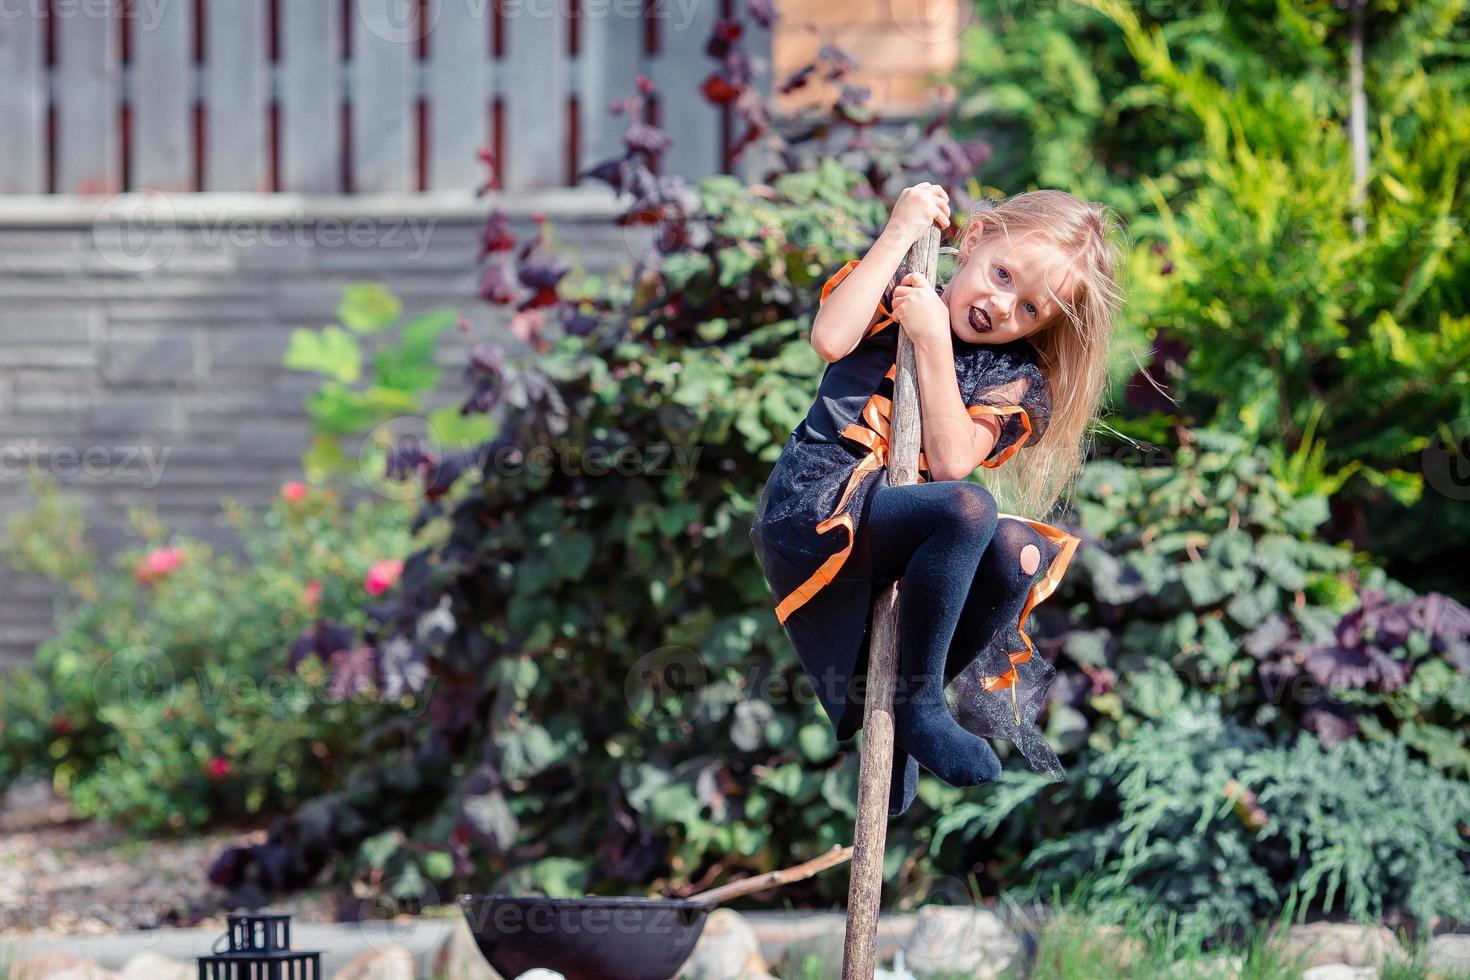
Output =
[{"x1": 779, "y1": 880, "x2": 1470, "y2": 980}]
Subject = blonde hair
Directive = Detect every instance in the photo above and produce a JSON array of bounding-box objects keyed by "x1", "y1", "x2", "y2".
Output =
[{"x1": 950, "y1": 189, "x2": 1128, "y2": 518}]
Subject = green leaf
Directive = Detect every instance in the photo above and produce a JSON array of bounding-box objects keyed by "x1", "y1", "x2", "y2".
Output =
[
  {"x1": 497, "y1": 723, "x2": 561, "y2": 780},
  {"x1": 427, "y1": 403, "x2": 495, "y2": 449},
  {"x1": 423, "y1": 851, "x2": 455, "y2": 881},
  {"x1": 530, "y1": 857, "x2": 589, "y2": 898},
  {"x1": 305, "y1": 383, "x2": 381, "y2": 434},
  {"x1": 550, "y1": 532, "x2": 595, "y2": 581},
  {"x1": 284, "y1": 327, "x2": 362, "y2": 383},
  {"x1": 302, "y1": 433, "x2": 352, "y2": 480},
  {"x1": 338, "y1": 283, "x2": 402, "y2": 333},
  {"x1": 797, "y1": 722, "x2": 836, "y2": 762},
  {"x1": 648, "y1": 782, "x2": 701, "y2": 826},
  {"x1": 359, "y1": 829, "x2": 404, "y2": 869}
]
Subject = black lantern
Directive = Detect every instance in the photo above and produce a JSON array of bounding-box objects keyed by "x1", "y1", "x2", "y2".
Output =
[{"x1": 197, "y1": 913, "x2": 322, "y2": 979}]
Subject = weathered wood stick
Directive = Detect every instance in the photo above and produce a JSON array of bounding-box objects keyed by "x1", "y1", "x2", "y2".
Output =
[
  {"x1": 841, "y1": 225, "x2": 938, "y2": 979},
  {"x1": 686, "y1": 844, "x2": 854, "y2": 905}
]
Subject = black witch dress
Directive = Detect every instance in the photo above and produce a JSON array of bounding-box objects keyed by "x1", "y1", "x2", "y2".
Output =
[{"x1": 748, "y1": 259, "x2": 1080, "y2": 778}]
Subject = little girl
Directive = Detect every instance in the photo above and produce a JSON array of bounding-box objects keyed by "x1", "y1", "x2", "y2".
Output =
[{"x1": 749, "y1": 184, "x2": 1124, "y2": 816}]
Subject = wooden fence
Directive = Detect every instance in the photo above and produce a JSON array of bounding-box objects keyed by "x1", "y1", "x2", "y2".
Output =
[{"x1": 0, "y1": 0, "x2": 758, "y2": 195}]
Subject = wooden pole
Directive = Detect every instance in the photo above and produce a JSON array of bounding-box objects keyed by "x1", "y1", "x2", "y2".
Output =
[{"x1": 840, "y1": 225, "x2": 939, "y2": 979}]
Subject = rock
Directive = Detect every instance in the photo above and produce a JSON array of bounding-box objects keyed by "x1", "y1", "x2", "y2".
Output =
[
  {"x1": 1427, "y1": 934, "x2": 1470, "y2": 972},
  {"x1": 430, "y1": 917, "x2": 506, "y2": 980},
  {"x1": 14, "y1": 953, "x2": 120, "y2": 980},
  {"x1": 750, "y1": 910, "x2": 927, "y2": 972},
  {"x1": 773, "y1": 920, "x2": 847, "y2": 979},
  {"x1": 121, "y1": 953, "x2": 193, "y2": 980},
  {"x1": 900, "y1": 906, "x2": 1020, "y2": 979},
  {"x1": 331, "y1": 945, "x2": 416, "y2": 980},
  {"x1": 1092, "y1": 923, "x2": 1148, "y2": 971},
  {"x1": 1302, "y1": 965, "x2": 1378, "y2": 980},
  {"x1": 1164, "y1": 952, "x2": 1244, "y2": 977},
  {"x1": 1268, "y1": 922, "x2": 1408, "y2": 969},
  {"x1": 876, "y1": 949, "x2": 918, "y2": 979},
  {"x1": 677, "y1": 908, "x2": 771, "y2": 980}
]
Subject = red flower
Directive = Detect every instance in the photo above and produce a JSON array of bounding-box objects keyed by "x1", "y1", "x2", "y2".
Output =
[
  {"x1": 303, "y1": 579, "x2": 323, "y2": 611},
  {"x1": 282, "y1": 481, "x2": 307, "y2": 503},
  {"x1": 364, "y1": 559, "x2": 404, "y2": 597},
  {"x1": 48, "y1": 714, "x2": 74, "y2": 737},
  {"x1": 204, "y1": 756, "x2": 232, "y2": 781},
  {"x1": 702, "y1": 74, "x2": 742, "y2": 106},
  {"x1": 135, "y1": 547, "x2": 185, "y2": 585}
]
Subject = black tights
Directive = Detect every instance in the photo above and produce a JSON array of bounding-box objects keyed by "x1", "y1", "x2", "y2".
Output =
[{"x1": 863, "y1": 480, "x2": 1048, "y2": 815}]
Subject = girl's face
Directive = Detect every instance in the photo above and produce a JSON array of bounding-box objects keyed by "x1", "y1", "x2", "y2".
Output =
[{"x1": 942, "y1": 227, "x2": 1072, "y2": 345}]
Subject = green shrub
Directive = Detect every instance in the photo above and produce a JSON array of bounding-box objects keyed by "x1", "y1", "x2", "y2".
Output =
[
  {"x1": 0, "y1": 475, "x2": 430, "y2": 833},
  {"x1": 954, "y1": 0, "x2": 1470, "y2": 597},
  {"x1": 1047, "y1": 429, "x2": 1470, "y2": 771},
  {"x1": 1010, "y1": 692, "x2": 1470, "y2": 938}
]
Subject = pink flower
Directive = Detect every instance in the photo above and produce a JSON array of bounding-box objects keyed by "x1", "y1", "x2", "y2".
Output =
[
  {"x1": 282, "y1": 481, "x2": 307, "y2": 503},
  {"x1": 135, "y1": 546, "x2": 184, "y2": 585},
  {"x1": 204, "y1": 755, "x2": 232, "y2": 781},
  {"x1": 302, "y1": 579, "x2": 322, "y2": 610},
  {"x1": 364, "y1": 559, "x2": 404, "y2": 597}
]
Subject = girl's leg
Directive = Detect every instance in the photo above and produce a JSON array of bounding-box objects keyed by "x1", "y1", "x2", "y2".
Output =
[
  {"x1": 945, "y1": 518, "x2": 1049, "y2": 685},
  {"x1": 867, "y1": 480, "x2": 1004, "y2": 787},
  {"x1": 943, "y1": 518, "x2": 1066, "y2": 777}
]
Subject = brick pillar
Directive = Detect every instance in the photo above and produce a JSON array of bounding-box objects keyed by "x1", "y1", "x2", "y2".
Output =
[{"x1": 774, "y1": 0, "x2": 965, "y2": 116}]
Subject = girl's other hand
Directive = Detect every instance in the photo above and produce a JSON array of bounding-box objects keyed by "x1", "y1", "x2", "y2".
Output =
[
  {"x1": 882, "y1": 182, "x2": 951, "y2": 249},
  {"x1": 891, "y1": 272, "x2": 950, "y2": 348}
]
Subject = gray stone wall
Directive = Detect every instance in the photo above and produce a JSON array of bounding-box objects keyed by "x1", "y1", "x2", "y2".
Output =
[{"x1": 0, "y1": 189, "x2": 637, "y2": 668}]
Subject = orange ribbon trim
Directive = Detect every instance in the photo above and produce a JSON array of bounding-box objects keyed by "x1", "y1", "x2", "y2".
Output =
[
  {"x1": 820, "y1": 259, "x2": 899, "y2": 339},
  {"x1": 779, "y1": 261, "x2": 1081, "y2": 724}
]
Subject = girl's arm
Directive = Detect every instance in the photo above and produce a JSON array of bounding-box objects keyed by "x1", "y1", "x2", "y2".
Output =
[
  {"x1": 811, "y1": 183, "x2": 951, "y2": 363},
  {"x1": 889, "y1": 270, "x2": 996, "y2": 482},
  {"x1": 911, "y1": 338, "x2": 999, "y2": 481}
]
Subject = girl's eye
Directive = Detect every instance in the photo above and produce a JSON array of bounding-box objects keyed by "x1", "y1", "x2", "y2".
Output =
[{"x1": 998, "y1": 266, "x2": 1038, "y2": 317}]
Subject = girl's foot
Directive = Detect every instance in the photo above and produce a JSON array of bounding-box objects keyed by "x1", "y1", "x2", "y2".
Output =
[
  {"x1": 894, "y1": 694, "x2": 1002, "y2": 787},
  {"x1": 889, "y1": 748, "x2": 919, "y2": 816}
]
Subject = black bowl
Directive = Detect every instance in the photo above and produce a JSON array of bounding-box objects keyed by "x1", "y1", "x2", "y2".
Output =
[{"x1": 457, "y1": 894, "x2": 715, "y2": 980}]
